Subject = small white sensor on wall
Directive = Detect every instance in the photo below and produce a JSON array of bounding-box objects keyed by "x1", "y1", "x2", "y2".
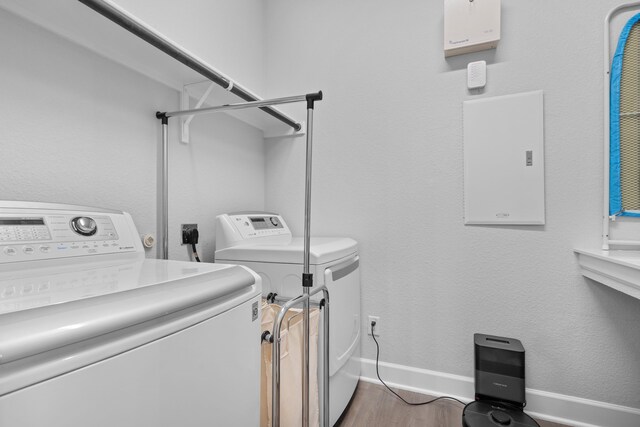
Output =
[{"x1": 467, "y1": 60, "x2": 487, "y2": 89}]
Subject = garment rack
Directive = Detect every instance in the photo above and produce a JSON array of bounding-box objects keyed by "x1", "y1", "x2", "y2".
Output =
[
  {"x1": 79, "y1": 3, "x2": 327, "y2": 426},
  {"x1": 156, "y1": 91, "x2": 326, "y2": 427}
]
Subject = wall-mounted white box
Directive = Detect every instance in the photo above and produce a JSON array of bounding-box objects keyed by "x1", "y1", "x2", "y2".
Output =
[
  {"x1": 444, "y1": 0, "x2": 501, "y2": 57},
  {"x1": 463, "y1": 91, "x2": 545, "y2": 225}
]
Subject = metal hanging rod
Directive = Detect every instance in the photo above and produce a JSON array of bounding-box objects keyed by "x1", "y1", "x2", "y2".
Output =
[
  {"x1": 78, "y1": 0, "x2": 302, "y2": 131},
  {"x1": 157, "y1": 94, "x2": 311, "y2": 120}
]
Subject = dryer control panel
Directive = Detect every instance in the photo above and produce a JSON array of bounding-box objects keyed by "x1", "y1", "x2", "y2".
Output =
[
  {"x1": 0, "y1": 202, "x2": 143, "y2": 263},
  {"x1": 239, "y1": 215, "x2": 286, "y2": 237},
  {"x1": 215, "y1": 212, "x2": 291, "y2": 249}
]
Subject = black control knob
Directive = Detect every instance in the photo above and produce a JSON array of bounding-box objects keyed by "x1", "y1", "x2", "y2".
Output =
[
  {"x1": 270, "y1": 217, "x2": 280, "y2": 227},
  {"x1": 70, "y1": 217, "x2": 97, "y2": 236}
]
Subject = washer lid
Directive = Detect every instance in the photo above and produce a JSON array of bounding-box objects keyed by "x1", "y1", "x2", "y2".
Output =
[
  {"x1": 0, "y1": 259, "x2": 258, "y2": 364},
  {"x1": 215, "y1": 237, "x2": 358, "y2": 265}
]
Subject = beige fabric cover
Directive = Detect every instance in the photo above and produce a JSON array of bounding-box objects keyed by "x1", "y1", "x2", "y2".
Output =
[{"x1": 261, "y1": 302, "x2": 320, "y2": 427}]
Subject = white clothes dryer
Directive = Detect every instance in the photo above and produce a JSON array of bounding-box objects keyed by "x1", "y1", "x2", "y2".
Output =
[
  {"x1": 215, "y1": 212, "x2": 361, "y2": 426},
  {"x1": 0, "y1": 202, "x2": 262, "y2": 427}
]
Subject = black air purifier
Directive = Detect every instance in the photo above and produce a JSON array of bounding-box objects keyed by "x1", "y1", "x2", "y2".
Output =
[{"x1": 462, "y1": 334, "x2": 538, "y2": 427}]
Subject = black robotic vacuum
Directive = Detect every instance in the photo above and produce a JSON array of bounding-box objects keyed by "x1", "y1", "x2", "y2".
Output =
[
  {"x1": 462, "y1": 401, "x2": 539, "y2": 427},
  {"x1": 463, "y1": 334, "x2": 539, "y2": 427}
]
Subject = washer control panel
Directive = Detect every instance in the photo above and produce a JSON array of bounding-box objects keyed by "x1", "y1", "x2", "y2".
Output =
[{"x1": 0, "y1": 202, "x2": 142, "y2": 263}]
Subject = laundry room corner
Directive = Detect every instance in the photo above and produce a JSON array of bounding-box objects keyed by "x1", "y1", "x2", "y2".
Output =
[{"x1": 3, "y1": 0, "x2": 640, "y2": 426}]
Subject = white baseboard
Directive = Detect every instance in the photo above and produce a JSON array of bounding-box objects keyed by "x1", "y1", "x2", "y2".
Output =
[{"x1": 358, "y1": 358, "x2": 640, "y2": 427}]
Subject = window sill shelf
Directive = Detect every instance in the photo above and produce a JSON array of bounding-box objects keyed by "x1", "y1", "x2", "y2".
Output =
[{"x1": 574, "y1": 249, "x2": 640, "y2": 300}]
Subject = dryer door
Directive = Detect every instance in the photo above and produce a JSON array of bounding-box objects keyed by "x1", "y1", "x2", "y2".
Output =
[{"x1": 324, "y1": 255, "x2": 360, "y2": 375}]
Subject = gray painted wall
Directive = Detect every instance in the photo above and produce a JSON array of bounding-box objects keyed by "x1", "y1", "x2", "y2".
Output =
[
  {"x1": 263, "y1": 0, "x2": 640, "y2": 408},
  {"x1": 168, "y1": 114, "x2": 265, "y2": 262}
]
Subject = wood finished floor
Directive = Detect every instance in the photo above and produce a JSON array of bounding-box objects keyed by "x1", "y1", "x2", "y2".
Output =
[{"x1": 335, "y1": 381, "x2": 571, "y2": 427}]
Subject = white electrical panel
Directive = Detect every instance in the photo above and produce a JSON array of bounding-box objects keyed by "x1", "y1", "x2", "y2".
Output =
[
  {"x1": 463, "y1": 91, "x2": 545, "y2": 225},
  {"x1": 444, "y1": 0, "x2": 501, "y2": 57}
]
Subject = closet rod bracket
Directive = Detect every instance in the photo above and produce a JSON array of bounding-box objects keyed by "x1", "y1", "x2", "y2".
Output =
[{"x1": 181, "y1": 82, "x2": 217, "y2": 143}]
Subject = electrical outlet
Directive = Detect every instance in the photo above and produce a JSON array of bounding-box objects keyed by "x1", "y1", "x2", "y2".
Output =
[
  {"x1": 368, "y1": 315, "x2": 380, "y2": 337},
  {"x1": 181, "y1": 224, "x2": 198, "y2": 245}
]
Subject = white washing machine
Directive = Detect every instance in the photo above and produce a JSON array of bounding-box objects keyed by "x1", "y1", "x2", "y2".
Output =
[
  {"x1": 0, "y1": 201, "x2": 262, "y2": 427},
  {"x1": 215, "y1": 212, "x2": 361, "y2": 426}
]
